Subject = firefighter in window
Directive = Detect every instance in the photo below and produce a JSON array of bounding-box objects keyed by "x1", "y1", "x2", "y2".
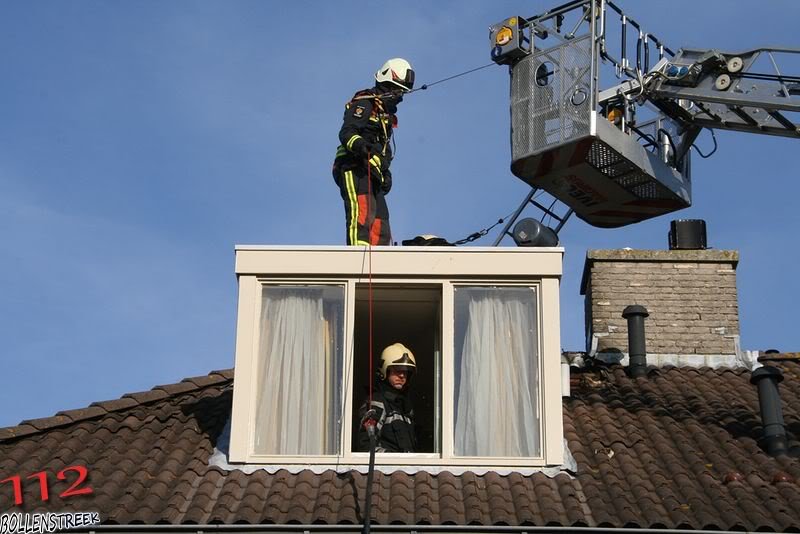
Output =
[
  {"x1": 332, "y1": 58, "x2": 414, "y2": 246},
  {"x1": 358, "y1": 343, "x2": 418, "y2": 452}
]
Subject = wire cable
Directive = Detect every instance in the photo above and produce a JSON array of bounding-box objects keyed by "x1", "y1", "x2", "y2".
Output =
[
  {"x1": 452, "y1": 209, "x2": 516, "y2": 246},
  {"x1": 409, "y1": 62, "x2": 497, "y2": 94}
]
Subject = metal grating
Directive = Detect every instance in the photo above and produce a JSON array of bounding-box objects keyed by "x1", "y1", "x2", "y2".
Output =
[
  {"x1": 586, "y1": 140, "x2": 675, "y2": 200},
  {"x1": 511, "y1": 35, "x2": 592, "y2": 162}
]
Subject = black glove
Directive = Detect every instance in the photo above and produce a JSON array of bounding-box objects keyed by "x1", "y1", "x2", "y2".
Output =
[
  {"x1": 352, "y1": 138, "x2": 370, "y2": 159},
  {"x1": 381, "y1": 169, "x2": 392, "y2": 194}
]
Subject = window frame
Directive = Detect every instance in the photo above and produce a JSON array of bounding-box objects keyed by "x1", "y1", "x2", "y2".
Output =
[{"x1": 229, "y1": 247, "x2": 564, "y2": 468}]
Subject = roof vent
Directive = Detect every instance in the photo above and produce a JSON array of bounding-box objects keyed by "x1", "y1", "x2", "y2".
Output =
[
  {"x1": 750, "y1": 366, "x2": 798, "y2": 457},
  {"x1": 622, "y1": 305, "x2": 649, "y2": 378},
  {"x1": 668, "y1": 219, "x2": 707, "y2": 250}
]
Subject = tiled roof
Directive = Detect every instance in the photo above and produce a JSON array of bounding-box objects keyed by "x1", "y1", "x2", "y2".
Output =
[{"x1": 2, "y1": 360, "x2": 799, "y2": 531}]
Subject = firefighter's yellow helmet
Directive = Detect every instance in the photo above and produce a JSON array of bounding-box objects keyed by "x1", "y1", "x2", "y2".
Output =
[{"x1": 379, "y1": 342, "x2": 417, "y2": 379}]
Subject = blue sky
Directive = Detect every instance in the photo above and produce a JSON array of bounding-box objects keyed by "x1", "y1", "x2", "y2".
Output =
[{"x1": 1, "y1": 1, "x2": 798, "y2": 428}]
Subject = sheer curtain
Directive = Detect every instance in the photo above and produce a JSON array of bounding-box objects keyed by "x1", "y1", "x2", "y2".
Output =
[
  {"x1": 253, "y1": 286, "x2": 343, "y2": 455},
  {"x1": 454, "y1": 287, "x2": 540, "y2": 457}
]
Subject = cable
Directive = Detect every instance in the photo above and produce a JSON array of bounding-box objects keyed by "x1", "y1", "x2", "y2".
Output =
[
  {"x1": 409, "y1": 62, "x2": 497, "y2": 94},
  {"x1": 351, "y1": 62, "x2": 498, "y2": 163},
  {"x1": 452, "y1": 209, "x2": 516, "y2": 246},
  {"x1": 351, "y1": 62, "x2": 497, "y2": 105},
  {"x1": 542, "y1": 198, "x2": 559, "y2": 226},
  {"x1": 366, "y1": 153, "x2": 374, "y2": 408},
  {"x1": 363, "y1": 152, "x2": 376, "y2": 534},
  {"x1": 691, "y1": 128, "x2": 718, "y2": 159}
]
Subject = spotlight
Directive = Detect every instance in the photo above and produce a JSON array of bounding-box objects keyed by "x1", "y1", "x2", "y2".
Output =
[{"x1": 512, "y1": 218, "x2": 559, "y2": 247}]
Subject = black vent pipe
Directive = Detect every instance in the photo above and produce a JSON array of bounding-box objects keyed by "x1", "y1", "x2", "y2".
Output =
[
  {"x1": 750, "y1": 366, "x2": 789, "y2": 456},
  {"x1": 622, "y1": 305, "x2": 649, "y2": 378}
]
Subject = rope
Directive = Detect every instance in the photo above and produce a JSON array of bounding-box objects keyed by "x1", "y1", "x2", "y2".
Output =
[
  {"x1": 354, "y1": 62, "x2": 497, "y2": 103},
  {"x1": 366, "y1": 152, "x2": 374, "y2": 408},
  {"x1": 363, "y1": 152, "x2": 377, "y2": 534},
  {"x1": 409, "y1": 62, "x2": 497, "y2": 93}
]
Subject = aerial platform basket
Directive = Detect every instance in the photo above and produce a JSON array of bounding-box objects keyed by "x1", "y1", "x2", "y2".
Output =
[
  {"x1": 509, "y1": 35, "x2": 691, "y2": 228},
  {"x1": 492, "y1": 1, "x2": 799, "y2": 235}
]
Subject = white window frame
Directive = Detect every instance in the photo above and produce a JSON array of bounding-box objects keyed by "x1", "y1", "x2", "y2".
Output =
[{"x1": 229, "y1": 246, "x2": 564, "y2": 468}]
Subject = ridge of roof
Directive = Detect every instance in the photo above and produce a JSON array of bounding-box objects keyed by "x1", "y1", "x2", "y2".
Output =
[
  {"x1": 0, "y1": 368, "x2": 234, "y2": 442},
  {"x1": 759, "y1": 351, "x2": 800, "y2": 361}
]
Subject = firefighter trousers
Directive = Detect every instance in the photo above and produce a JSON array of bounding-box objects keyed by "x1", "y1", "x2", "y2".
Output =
[{"x1": 334, "y1": 168, "x2": 391, "y2": 246}]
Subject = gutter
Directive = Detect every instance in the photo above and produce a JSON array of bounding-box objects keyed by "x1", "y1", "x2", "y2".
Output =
[{"x1": 79, "y1": 525, "x2": 759, "y2": 534}]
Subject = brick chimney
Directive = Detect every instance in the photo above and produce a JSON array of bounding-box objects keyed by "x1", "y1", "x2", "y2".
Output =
[{"x1": 580, "y1": 249, "x2": 741, "y2": 367}]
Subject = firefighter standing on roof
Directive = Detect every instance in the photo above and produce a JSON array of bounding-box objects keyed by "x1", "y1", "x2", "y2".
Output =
[{"x1": 333, "y1": 58, "x2": 414, "y2": 246}]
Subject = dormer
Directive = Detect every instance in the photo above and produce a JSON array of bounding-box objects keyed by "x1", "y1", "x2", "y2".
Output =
[{"x1": 228, "y1": 246, "x2": 564, "y2": 469}]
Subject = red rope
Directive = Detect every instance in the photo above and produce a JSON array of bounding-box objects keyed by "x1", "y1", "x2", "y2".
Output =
[{"x1": 367, "y1": 152, "x2": 374, "y2": 407}]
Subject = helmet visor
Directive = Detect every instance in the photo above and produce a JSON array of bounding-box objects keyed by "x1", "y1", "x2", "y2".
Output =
[
  {"x1": 393, "y1": 68, "x2": 414, "y2": 91},
  {"x1": 387, "y1": 365, "x2": 414, "y2": 375}
]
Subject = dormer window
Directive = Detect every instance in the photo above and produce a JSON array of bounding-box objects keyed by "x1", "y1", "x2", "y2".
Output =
[{"x1": 229, "y1": 246, "x2": 564, "y2": 468}]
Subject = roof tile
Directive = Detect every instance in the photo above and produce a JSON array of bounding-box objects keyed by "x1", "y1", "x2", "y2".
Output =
[
  {"x1": 122, "y1": 389, "x2": 170, "y2": 404},
  {"x1": 152, "y1": 381, "x2": 199, "y2": 396},
  {"x1": 181, "y1": 374, "x2": 230, "y2": 388},
  {"x1": 209, "y1": 369, "x2": 234, "y2": 380},
  {"x1": 0, "y1": 424, "x2": 39, "y2": 441},
  {"x1": 18, "y1": 414, "x2": 73, "y2": 431},
  {"x1": 89, "y1": 397, "x2": 138, "y2": 412}
]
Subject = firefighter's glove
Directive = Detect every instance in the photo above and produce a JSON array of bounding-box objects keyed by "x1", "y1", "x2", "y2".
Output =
[
  {"x1": 381, "y1": 170, "x2": 392, "y2": 194},
  {"x1": 360, "y1": 408, "x2": 380, "y2": 437},
  {"x1": 368, "y1": 154, "x2": 386, "y2": 183},
  {"x1": 348, "y1": 137, "x2": 370, "y2": 159}
]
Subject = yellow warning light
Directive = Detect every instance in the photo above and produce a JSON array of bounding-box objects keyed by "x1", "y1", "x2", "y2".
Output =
[
  {"x1": 508, "y1": 17, "x2": 518, "y2": 26},
  {"x1": 607, "y1": 107, "x2": 623, "y2": 124},
  {"x1": 495, "y1": 26, "x2": 513, "y2": 47}
]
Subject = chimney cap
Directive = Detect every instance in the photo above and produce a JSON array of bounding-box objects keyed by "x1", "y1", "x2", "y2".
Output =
[
  {"x1": 622, "y1": 304, "x2": 649, "y2": 318},
  {"x1": 751, "y1": 365, "x2": 784, "y2": 384}
]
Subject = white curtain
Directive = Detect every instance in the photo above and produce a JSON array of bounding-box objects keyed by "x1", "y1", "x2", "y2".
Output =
[
  {"x1": 253, "y1": 287, "x2": 342, "y2": 455},
  {"x1": 454, "y1": 287, "x2": 540, "y2": 457}
]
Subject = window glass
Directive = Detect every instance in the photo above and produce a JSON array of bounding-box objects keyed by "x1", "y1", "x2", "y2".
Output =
[
  {"x1": 453, "y1": 286, "x2": 540, "y2": 457},
  {"x1": 253, "y1": 285, "x2": 344, "y2": 455}
]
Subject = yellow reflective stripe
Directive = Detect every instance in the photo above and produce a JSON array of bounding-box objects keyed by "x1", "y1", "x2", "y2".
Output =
[
  {"x1": 335, "y1": 146, "x2": 347, "y2": 158},
  {"x1": 346, "y1": 135, "x2": 362, "y2": 151},
  {"x1": 369, "y1": 155, "x2": 384, "y2": 182},
  {"x1": 345, "y1": 171, "x2": 359, "y2": 245}
]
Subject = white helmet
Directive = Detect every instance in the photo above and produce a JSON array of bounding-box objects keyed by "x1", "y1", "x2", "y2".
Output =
[
  {"x1": 375, "y1": 58, "x2": 415, "y2": 92},
  {"x1": 379, "y1": 342, "x2": 417, "y2": 379}
]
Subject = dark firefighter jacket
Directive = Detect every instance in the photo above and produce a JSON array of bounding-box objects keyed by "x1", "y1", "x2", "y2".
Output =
[
  {"x1": 334, "y1": 88, "x2": 397, "y2": 193},
  {"x1": 358, "y1": 378, "x2": 416, "y2": 453}
]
